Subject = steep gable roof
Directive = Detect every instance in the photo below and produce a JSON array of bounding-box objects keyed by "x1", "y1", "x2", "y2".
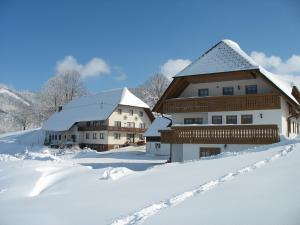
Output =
[
  {"x1": 175, "y1": 39, "x2": 258, "y2": 77},
  {"x1": 153, "y1": 40, "x2": 300, "y2": 113},
  {"x1": 42, "y1": 87, "x2": 150, "y2": 131}
]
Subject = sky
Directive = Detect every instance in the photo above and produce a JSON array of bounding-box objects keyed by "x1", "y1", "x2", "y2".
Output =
[{"x1": 1, "y1": 0, "x2": 300, "y2": 93}]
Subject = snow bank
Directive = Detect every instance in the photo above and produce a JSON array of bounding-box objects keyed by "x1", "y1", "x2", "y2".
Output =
[{"x1": 100, "y1": 167, "x2": 134, "y2": 180}]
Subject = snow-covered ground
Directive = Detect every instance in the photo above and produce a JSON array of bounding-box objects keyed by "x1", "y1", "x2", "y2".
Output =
[{"x1": 0, "y1": 129, "x2": 299, "y2": 225}]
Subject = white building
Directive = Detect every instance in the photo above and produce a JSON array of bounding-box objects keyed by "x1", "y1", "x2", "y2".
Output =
[
  {"x1": 144, "y1": 116, "x2": 171, "y2": 156},
  {"x1": 153, "y1": 39, "x2": 300, "y2": 162},
  {"x1": 42, "y1": 87, "x2": 154, "y2": 151}
]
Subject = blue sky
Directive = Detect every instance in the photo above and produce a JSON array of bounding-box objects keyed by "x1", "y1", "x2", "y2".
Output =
[{"x1": 1, "y1": 0, "x2": 300, "y2": 92}]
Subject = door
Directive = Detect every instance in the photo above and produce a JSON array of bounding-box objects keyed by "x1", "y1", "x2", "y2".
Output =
[
  {"x1": 199, "y1": 147, "x2": 221, "y2": 157},
  {"x1": 127, "y1": 133, "x2": 135, "y2": 143}
]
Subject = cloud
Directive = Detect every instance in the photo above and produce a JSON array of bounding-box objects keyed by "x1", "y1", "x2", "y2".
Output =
[
  {"x1": 160, "y1": 59, "x2": 191, "y2": 79},
  {"x1": 250, "y1": 51, "x2": 300, "y2": 76},
  {"x1": 250, "y1": 51, "x2": 300, "y2": 88},
  {"x1": 56, "y1": 56, "x2": 110, "y2": 78}
]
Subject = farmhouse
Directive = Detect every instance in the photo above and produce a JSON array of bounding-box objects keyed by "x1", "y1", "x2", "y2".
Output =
[
  {"x1": 153, "y1": 39, "x2": 300, "y2": 162},
  {"x1": 43, "y1": 87, "x2": 154, "y2": 151}
]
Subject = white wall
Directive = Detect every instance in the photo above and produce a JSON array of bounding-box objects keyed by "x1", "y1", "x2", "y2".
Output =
[
  {"x1": 146, "y1": 142, "x2": 170, "y2": 156},
  {"x1": 180, "y1": 77, "x2": 273, "y2": 98},
  {"x1": 171, "y1": 143, "x2": 261, "y2": 162},
  {"x1": 108, "y1": 105, "x2": 151, "y2": 128},
  {"x1": 171, "y1": 144, "x2": 183, "y2": 162},
  {"x1": 172, "y1": 109, "x2": 283, "y2": 133}
]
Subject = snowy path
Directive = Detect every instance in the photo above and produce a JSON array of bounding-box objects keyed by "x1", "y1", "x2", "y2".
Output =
[{"x1": 109, "y1": 144, "x2": 295, "y2": 225}]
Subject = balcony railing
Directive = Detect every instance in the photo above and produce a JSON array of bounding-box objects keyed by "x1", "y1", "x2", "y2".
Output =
[
  {"x1": 78, "y1": 125, "x2": 146, "y2": 133},
  {"x1": 160, "y1": 124, "x2": 280, "y2": 144},
  {"x1": 162, "y1": 93, "x2": 281, "y2": 113}
]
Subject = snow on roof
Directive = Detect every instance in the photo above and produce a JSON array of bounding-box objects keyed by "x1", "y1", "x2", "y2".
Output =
[
  {"x1": 144, "y1": 116, "x2": 171, "y2": 137},
  {"x1": 258, "y1": 66, "x2": 298, "y2": 104},
  {"x1": 175, "y1": 39, "x2": 258, "y2": 77},
  {"x1": 42, "y1": 87, "x2": 150, "y2": 131},
  {"x1": 174, "y1": 39, "x2": 299, "y2": 105}
]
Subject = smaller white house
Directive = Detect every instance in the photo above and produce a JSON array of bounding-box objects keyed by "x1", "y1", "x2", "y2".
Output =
[{"x1": 144, "y1": 116, "x2": 171, "y2": 156}]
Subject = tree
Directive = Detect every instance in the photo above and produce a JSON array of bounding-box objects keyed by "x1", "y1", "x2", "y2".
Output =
[
  {"x1": 133, "y1": 73, "x2": 170, "y2": 109},
  {"x1": 39, "y1": 70, "x2": 87, "y2": 119}
]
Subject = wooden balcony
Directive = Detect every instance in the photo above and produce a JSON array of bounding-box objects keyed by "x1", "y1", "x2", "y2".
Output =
[
  {"x1": 78, "y1": 125, "x2": 146, "y2": 133},
  {"x1": 160, "y1": 124, "x2": 279, "y2": 144},
  {"x1": 162, "y1": 93, "x2": 281, "y2": 113}
]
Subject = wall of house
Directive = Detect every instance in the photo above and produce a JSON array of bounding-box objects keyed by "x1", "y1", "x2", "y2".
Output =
[
  {"x1": 171, "y1": 143, "x2": 261, "y2": 162},
  {"x1": 108, "y1": 105, "x2": 151, "y2": 128},
  {"x1": 80, "y1": 131, "x2": 109, "y2": 144},
  {"x1": 180, "y1": 77, "x2": 273, "y2": 98},
  {"x1": 172, "y1": 109, "x2": 283, "y2": 133},
  {"x1": 171, "y1": 144, "x2": 183, "y2": 162},
  {"x1": 146, "y1": 142, "x2": 170, "y2": 156},
  {"x1": 280, "y1": 96, "x2": 300, "y2": 138}
]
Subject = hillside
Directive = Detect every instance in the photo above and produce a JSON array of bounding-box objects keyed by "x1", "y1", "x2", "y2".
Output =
[
  {"x1": 0, "y1": 130, "x2": 299, "y2": 225},
  {"x1": 0, "y1": 85, "x2": 39, "y2": 133}
]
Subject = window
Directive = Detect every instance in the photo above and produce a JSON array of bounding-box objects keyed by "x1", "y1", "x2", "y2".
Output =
[
  {"x1": 99, "y1": 120, "x2": 105, "y2": 126},
  {"x1": 226, "y1": 115, "x2": 237, "y2": 124},
  {"x1": 241, "y1": 115, "x2": 253, "y2": 124},
  {"x1": 55, "y1": 135, "x2": 57, "y2": 140},
  {"x1": 114, "y1": 133, "x2": 121, "y2": 140},
  {"x1": 139, "y1": 123, "x2": 146, "y2": 128},
  {"x1": 223, "y1": 87, "x2": 234, "y2": 96},
  {"x1": 139, "y1": 134, "x2": 144, "y2": 140},
  {"x1": 139, "y1": 111, "x2": 143, "y2": 117},
  {"x1": 92, "y1": 121, "x2": 98, "y2": 127},
  {"x1": 212, "y1": 116, "x2": 222, "y2": 124},
  {"x1": 184, "y1": 118, "x2": 203, "y2": 124},
  {"x1": 58, "y1": 135, "x2": 61, "y2": 140},
  {"x1": 198, "y1": 89, "x2": 209, "y2": 97},
  {"x1": 93, "y1": 133, "x2": 97, "y2": 139},
  {"x1": 118, "y1": 109, "x2": 122, "y2": 114},
  {"x1": 86, "y1": 121, "x2": 91, "y2": 127},
  {"x1": 114, "y1": 121, "x2": 122, "y2": 127},
  {"x1": 86, "y1": 133, "x2": 90, "y2": 139},
  {"x1": 130, "y1": 110, "x2": 134, "y2": 116},
  {"x1": 99, "y1": 133, "x2": 104, "y2": 139},
  {"x1": 245, "y1": 85, "x2": 257, "y2": 94},
  {"x1": 127, "y1": 122, "x2": 135, "y2": 128},
  {"x1": 155, "y1": 143, "x2": 161, "y2": 149}
]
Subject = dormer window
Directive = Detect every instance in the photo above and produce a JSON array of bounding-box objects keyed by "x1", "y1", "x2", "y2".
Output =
[
  {"x1": 223, "y1": 87, "x2": 234, "y2": 96},
  {"x1": 245, "y1": 85, "x2": 257, "y2": 94},
  {"x1": 198, "y1": 89, "x2": 209, "y2": 97}
]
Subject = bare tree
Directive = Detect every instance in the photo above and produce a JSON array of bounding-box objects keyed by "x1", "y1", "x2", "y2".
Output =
[
  {"x1": 133, "y1": 73, "x2": 170, "y2": 109},
  {"x1": 39, "y1": 70, "x2": 87, "y2": 119}
]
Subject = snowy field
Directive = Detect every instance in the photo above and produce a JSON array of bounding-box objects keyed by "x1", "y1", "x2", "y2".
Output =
[{"x1": 0, "y1": 129, "x2": 300, "y2": 225}]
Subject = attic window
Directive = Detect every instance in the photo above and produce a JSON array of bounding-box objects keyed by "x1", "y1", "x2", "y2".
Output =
[
  {"x1": 118, "y1": 109, "x2": 122, "y2": 114},
  {"x1": 139, "y1": 111, "x2": 143, "y2": 117},
  {"x1": 130, "y1": 110, "x2": 134, "y2": 116}
]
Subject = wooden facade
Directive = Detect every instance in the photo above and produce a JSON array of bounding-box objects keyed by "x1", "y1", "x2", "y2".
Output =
[
  {"x1": 162, "y1": 93, "x2": 281, "y2": 113},
  {"x1": 160, "y1": 124, "x2": 280, "y2": 144},
  {"x1": 78, "y1": 125, "x2": 146, "y2": 133}
]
